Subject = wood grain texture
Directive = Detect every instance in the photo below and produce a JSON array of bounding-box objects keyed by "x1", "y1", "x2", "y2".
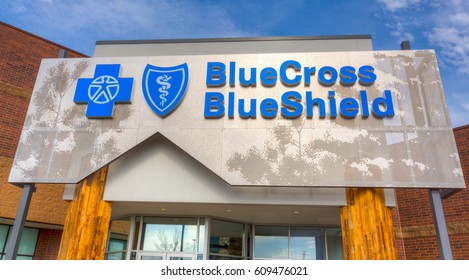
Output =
[
  {"x1": 340, "y1": 188, "x2": 397, "y2": 260},
  {"x1": 58, "y1": 166, "x2": 112, "y2": 260}
]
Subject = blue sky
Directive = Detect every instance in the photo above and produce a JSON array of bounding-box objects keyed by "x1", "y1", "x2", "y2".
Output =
[{"x1": 1, "y1": 0, "x2": 468, "y2": 127}]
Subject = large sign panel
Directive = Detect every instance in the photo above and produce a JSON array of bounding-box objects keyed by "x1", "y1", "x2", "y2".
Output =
[{"x1": 8, "y1": 50, "x2": 465, "y2": 189}]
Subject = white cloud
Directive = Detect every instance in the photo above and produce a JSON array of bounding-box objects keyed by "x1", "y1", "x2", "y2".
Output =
[
  {"x1": 2, "y1": 0, "x2": 257, "y2": 55},
  {"x1": 446, "y1": 92, "x2": 469, "y2": 127},
  {"x1": 378, "y1": 0, "x2": 421, "y2": 11},
  {"x1": 427, "y1": 27, "x2": 469, "y2": 74},
  {"x1": 379, "y1": 0, "x2": 469, "y2": 74},
  {"x1": 451, "y1": 12, "x2": 469, "y2": 26},
  {"x1": 378, "y1": 0, "x2": 469, "y2": 127},
  {"x1": 378, "y1": 1, "x2": 420, "y2": 43},
  {"x1": 390, "y1": 22, "x2": 415, "y2": 42}
]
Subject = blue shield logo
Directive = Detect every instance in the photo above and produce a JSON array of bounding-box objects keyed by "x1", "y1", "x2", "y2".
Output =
[{"x1": 142, "y1": 63, "x2": 189, "y2": 117}]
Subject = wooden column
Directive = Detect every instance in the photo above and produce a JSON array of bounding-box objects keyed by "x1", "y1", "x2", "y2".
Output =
[
  {"x1": 340, "y1": 188, "x2": 397, "y2": 260},
  {"x1": 58, "y1": 166, "x2": 112, "y2": 260}
]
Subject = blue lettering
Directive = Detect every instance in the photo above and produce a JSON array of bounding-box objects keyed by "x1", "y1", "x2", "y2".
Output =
[
  {"x1": 239, "y1": 67, "x2": 257, "y2": 87},
  {"x1": 204, "y1": 92, "x2": 225, "y2": 118},
  {"x1": 303, "y1": 66, "x2": 316, "y2": 86},
  {"x1": 280, "y1": 60, "x2": 301, "y2": 86},
  {"x1": 340, "y1": 97, "x2": 359, "y2": 118},
  {"x1": 339, "y1": 66, "x2": 357, "y2": 86},
  {"x1": 329, "y1": 91, "x2": 337, "y2": 118},
  {"x1": 228, "y1": 92, "x2": 235, "y2": 118},
  {"x1": 229, "y1": 62, "x2": 236, "y2": 87},
  {"x1": 260, "y1": 98, "x2": 278, "y2": 118},
  {"x1": 281, "y1": 91, "x2": 303, "y2": 118},
  {"x1": 305, "y1": 91, "x2": 326, "y2": 118},
  {"x1": 260, "y1": 67, "x2": 278, "y2": 87},
  {"x1": 238, "y1": 98, "x2": 257, "y2": 118},
  {"x1": 318, "y1": 66, "x2": 338, "y2": 86},
  {"x1": 360, "y1": 90, "x2": 369, "y2": 118},
  {"x1": 372, "y1": 90, "x2": 395, "y2": 118},
  {"x1": 358, "y1": 65, "x2": 376, "y2": 85},
  {"x1": 206, "y1": 62, "x2": 226, "y2": 86}
]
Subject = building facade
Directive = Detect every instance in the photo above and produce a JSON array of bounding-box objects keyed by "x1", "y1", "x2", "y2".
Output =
[
  {"x1": 0, "y1": 22, "x2": 86, "y2": 260},
  {"x1": 0, "y1": 21, "x2": 468, "y2": 260},
  {"x1": 393, "y1": 125, "x2": 469, "y2": 259}
]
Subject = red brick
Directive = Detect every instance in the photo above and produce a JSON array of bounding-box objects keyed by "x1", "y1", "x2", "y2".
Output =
[
  {"x1": 394, "y1": 125, "x2": 469, "y2": 259},
  {"x1": 1, "y1": 22, "x2": 84, "y2": 260},
  {"x1": 0, "y1": 21, "x2": 87, "y2": 158},
  {"x1": 33, "y1": 229, "x2": 63, "y2": 260}
]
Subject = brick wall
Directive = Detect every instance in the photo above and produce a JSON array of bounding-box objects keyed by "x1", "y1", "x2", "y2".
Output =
[
  {"x1": 0, "y1": 21, "x2": 87, "y2": 260},
  {"x1": 0, "y1": 22, "x2": 86, "y2": 225},
  {"x1": 0, "y1": 156, "x2": 70, "y2": 224},
  {"x1": 391, "y1": 207, "x2": 406, "y2": 259},
  {"x1": 394, "y1": 125, "x2": 469, "y2": 259},
  {"x1": 0, "y1": 21, "x2": 86, "y2": 158},
  {"x1": 34, "y1": 229, "x2": 63, "y2": 260}
]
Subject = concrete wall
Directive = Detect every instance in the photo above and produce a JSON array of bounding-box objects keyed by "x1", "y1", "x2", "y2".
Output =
[
  {"x1": 104, "y1": 134, "x2": 346, "y2": 206},
  {"x1": 96, "y1": 35, "x2": 395, "y2": 209},
  {"x1": 94, "y1": 36, "x2": 373, "y2": 57}
]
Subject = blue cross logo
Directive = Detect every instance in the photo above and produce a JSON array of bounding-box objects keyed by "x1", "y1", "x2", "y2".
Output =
[{"x1": 74, "y1": 64, "x2": 133, "y2": 118}]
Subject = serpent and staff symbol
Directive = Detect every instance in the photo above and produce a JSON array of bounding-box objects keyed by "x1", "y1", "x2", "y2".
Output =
[{"x1": 157, "y1": 74, "x2": 172, "y2": 107}]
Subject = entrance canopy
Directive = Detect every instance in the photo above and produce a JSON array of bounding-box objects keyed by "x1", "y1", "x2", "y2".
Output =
[{"x1": 8, "y1": 50, "x2": 465, "y2": 189}]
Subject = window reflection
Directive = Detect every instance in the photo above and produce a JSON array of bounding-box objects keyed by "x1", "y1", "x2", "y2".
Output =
[
  {"x1": 105, "y1": 216, "x2": 343, "y2": 261},
  {"x1": 105, "y1": 218, "x2": 130, "y2": 260},
  {"x1": 0, "y1": 225, "x2": 39, "y2": 260},
  {"x1": 141, "y1": 255, "x2": 163, "y2": 260},
  {"x1": 254, "y1": 226, "x2": 326, "y2": 260},
  {"x1": 254, "y1": 226, "x2": 288, "y2": 259},
  {"x1": 209, "y1": 219, "x2": 244, "y2": 258},
  {"x1": 142, "y1": 217, "x2": 199, "y2": 253},
  {"x1": 290, "y1": 227, "x2": 323, "y2": 260}
]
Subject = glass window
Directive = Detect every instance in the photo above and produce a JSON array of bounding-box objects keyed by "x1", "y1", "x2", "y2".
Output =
[
  {"x1": 254, "y1": 226, "x2": 328, "y2": 260},
  {"x1": 209, "y1": 255, "x2": 245, "y2": 260},
  {"x1": 105, "y1": 252, "x2": 126, "y2": 260},
  {"x1": 105, "y1": 218, "x2": 130, "y2": 260},
  {"x1": 0, "y1": 225, "x2": 39, "y2": 260},
  {"x1": 290, "y1": 227, "x2": 323, "y2": 260},
  {"x1": 142, "y1": 217, "x2": 199, "y2": 253},
  {"x1": 140, "y1": 255, "x2": 163, "y2": 260},
  {"x1": 0, "y1": 225, "x2": 9, "y2": 259},
  {"x1": 254, "y1": 226, "x2": 288, "y2": 259},
  {"x1": 109, "y1": 238, "x2": 126, "y2": 252},
  {"x1": 104, "y1": 217, "x2": 342, "y2": 261},
  {"x1": 15, "y1": 255, "x2": 33, "y2": 260},
  {"x1": 17, "y1": 228, "x2": 40, "y2": 256},
  {"x1": 326, "y1": 228, "x2": 344, "y2": 260},
  {"x1": 209, "y1": 219, "x2": 243, "y2": 257}
]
